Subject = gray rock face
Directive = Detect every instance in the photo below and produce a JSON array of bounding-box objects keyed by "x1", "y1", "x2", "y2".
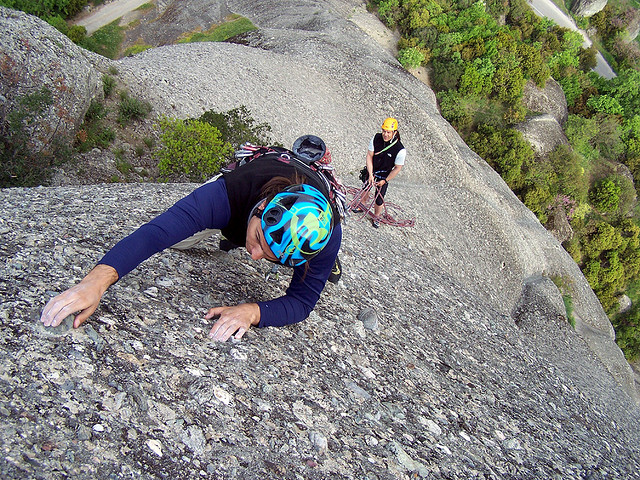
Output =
[
  {"x1": 0, "y1": 8, "x2": 107, "y2": 154},
  {"x1": 571, "y1": 0, "x2": 608, "y2": 17},
  {"x1": 3, "y1": 183, "x2": 640, "y2": 479},
  {"x1": 522, "y1": 78, "x2": 569, "y2": 126},
  {"x1": 514, "y1": 114, "x2": 571, "y2": 158},
  {"x1": 2, "y1": 1, "x2": 640, "y2": 478}
]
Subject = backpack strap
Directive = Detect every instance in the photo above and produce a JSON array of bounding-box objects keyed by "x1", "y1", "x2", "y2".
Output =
[{"x1": 228, "y1": 143, "x2": 347, "y2": 220}]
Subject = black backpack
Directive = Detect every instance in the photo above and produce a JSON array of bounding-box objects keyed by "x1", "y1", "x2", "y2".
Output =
[{"x1": 223, "y1": 140, "x2": 347, "y2": 220}]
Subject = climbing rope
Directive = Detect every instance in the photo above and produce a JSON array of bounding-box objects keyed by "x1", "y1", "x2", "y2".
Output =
[{"x1": 345, "y1": 182, "x2": 415, "y2": 227}]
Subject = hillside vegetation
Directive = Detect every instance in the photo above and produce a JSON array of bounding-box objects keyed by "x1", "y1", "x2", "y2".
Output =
[{"x1": 369, "y1": 0, "x2": 640, "y2": 360}]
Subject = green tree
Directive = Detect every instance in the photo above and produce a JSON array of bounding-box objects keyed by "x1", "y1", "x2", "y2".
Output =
[
  {"x1": 547, "y1": 144, "x2": 589, "y2": 203},
  {"x1": 436, "y1": 90, "x2": 474, "y2": 132},
  {"x1": 613, "y1": 305, "x2": 640, "y2": 361},
  {"x1": 622, "y1": 115, "x2": 640, "y2": 160},
  {"x1": 608, "y1": 69, "x2": 640, "y2": 119},
  {"x1": 1, "y1": 87, "x2": 63, "y2": 187},
  {"x1": 564, "y1": 114, "x2": 600, "y2": 162},
  {"x1": 587, "y1": 95, "x2": 623, "y2": 116},
  {"x1": 517, "y1": 42, "x2": 549, "y2": 87},
  {"x1": 559, "y1": 74, "x2": 584, "y2": 108},
  {"x1": 432, "y1": 54, "x2": 465, "y2": 91},
  {"x1": 592, "y1": 115, "x2": 624, "y2": 161},
  {"x1": 398, "y1": 47, "x2": 425, "y2": 68},
  {"x1": 583, "y1": 221, "x2": 623, "y2": 257},
  {"x1": 0, "y1": 0, "x2": 87, "y2": 18},
  {"x1": 376, "y1": 0, "x2": 401, "y2": 27},
  {"x1": 198, "y1": 106, "x2": 273, "y2": 149},
  {"x1": 459, "y1": 64, "x2": 484, "y2": 96},
  {"x1": 579, "y1": 45, "x2": 598, "y2": 72},
  {"x1": 547, "y1": 30, "x2": 582, "y2": 79},
  {"x1": 467, "y1": 125, "x2": 533, "y2": 190},
  {"x1": 589, "y1": 177, "x2": 622, "y2": 214},
  {"x1": 523, "y1": 184, "x2": 553, "y2": 221}
]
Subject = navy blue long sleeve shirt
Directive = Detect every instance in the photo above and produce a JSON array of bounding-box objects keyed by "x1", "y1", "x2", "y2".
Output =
[{"x1": 99, "y1": 177, "x2": 341, "y2": 328}]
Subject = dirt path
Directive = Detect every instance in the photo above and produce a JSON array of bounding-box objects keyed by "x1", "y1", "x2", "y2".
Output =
[{"x1": 75, "y1": 0, "x2": 150, "y2": 34}]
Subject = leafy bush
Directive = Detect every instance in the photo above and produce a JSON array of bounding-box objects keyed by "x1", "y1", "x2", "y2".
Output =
[
  {"x1": 467, "y1": 125, "x2": 534, "y2": 190},
  {"x1": 47, "y1": 15, "x2": 68, "y2": 34},
  {"x1": 564, "y1": 114, "x2": 624, "y2": 163},
  {"x1": 432, "y1": 55, "x2": 465, "y2": 91},
  {"x1": 613, "y1": 307, "x2": 640, "y2": 361},
  {"x1": 75, "y1": 100, "x2": 115, "y2": 153},
  {"x1": 67, "y1": 24, "x2": 87, "y2": 44},
  {"x1": 436, "y1": 90, "x2": 474, "y2": 133},
  {"x1": 583, "y1": 221, "x2": 623, "y2": 258},
  {"x1": 614, "y1": 175, "x2": 637, "y2": 216},
  {"x1": 524, "y1": 185, "x2": 554, "y2": 222},
  {"x1": 492, "y1": 65, "x2": 526, "y2": 104},
  {"x1": 622, "y1": 115, "x2": 640, "y2": 159},
  {"x1": 155, "y1": 116, "x2": 234, "y2": 182},
  {"x1": 374, "y1": 0, "x2": 400, "y2": 27},
  {"x1": 0, "y1": 0, "x2": 88, "y2": 19},
  {"x1": 117, "y1": 92, "x2": 152, "y2": 125},
  {"x1": 102, "y1": 74, "x2": 116, "y2": 97},
  {"x1": 546, "y1": 144, "x2": 589, "y2": 203},
  {"x1": 587, "y1": 95, "x2": 623, "y2": 116},
  {"x1": 559, "y1": 75, "x2": 584, "y2": 108},
  {"x1": 123, "y1": 44, "x2": 153, "y2": 57}
]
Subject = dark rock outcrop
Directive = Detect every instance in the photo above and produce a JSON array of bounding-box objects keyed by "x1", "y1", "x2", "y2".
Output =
[
  {"x1": 571, "y1": 0, "x2": 608, "y2": 17},
  {"x1": 546, "y1": 205, "x2": 574, "y2": 244}
]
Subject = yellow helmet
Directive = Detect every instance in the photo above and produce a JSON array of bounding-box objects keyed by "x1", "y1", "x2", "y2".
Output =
[{"x1": 381, "y1": 117, "x2": 398, "y2": 131}]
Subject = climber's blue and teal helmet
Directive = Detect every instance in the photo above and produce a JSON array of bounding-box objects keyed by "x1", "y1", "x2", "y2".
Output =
[{"x1": 260, "y1": 183, "x2": 334, "y2": 267}]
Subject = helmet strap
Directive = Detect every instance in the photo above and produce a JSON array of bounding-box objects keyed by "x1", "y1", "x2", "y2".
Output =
[{"x1": 247, "y1": 197, "x2": 267, "y2": 226}]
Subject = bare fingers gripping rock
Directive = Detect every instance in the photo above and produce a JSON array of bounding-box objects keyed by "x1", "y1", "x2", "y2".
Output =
[
  {"x1": 40, "y1": 264, "x2": 119, "y2": 329},
  {"x1": 205, "y1": 303, "x2": 261, "y2": 342}
]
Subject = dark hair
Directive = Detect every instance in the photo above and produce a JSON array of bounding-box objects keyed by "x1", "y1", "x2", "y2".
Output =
[{"x1": 260, "y1": 173, "x2": 307, "y2": 203}]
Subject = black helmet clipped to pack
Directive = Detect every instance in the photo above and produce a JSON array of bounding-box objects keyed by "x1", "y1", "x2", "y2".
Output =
[{"x1": 292, "y1": 135, "x2": 326, "y2": 164}]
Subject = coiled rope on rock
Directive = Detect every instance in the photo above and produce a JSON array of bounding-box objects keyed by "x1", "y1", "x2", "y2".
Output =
[{"x1": 345, "y1": 183, "x2": 415, "y2": 227}]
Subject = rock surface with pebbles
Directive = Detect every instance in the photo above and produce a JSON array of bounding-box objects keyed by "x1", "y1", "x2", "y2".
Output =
[{"x1": 2, "y1": 1, "x2": 640, "y2": 479}]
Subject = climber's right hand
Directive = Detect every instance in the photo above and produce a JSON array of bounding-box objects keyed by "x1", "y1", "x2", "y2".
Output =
[{"x1": 40, "y1": 264, "x2": 119, "y2": 329}]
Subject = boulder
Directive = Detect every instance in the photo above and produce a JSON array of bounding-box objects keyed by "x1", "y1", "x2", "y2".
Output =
[
  {"x1": 546, "y1": 205, "x2": 574, "y2": 244},
  {"x1": 514, "y1": 114, "x2": 570, "y2": 158},
  {"x1": 0, "y1": 7, "x2": 107, "y2": 155},
  {"x1": 522, "y1": 78, "x2": 569, "y2": 126},
  {"x1": 571, "y1": 0, "x2": 608, "y2": 17},
  {"x1": 619, "y1": 294, "x2": 632, "y2": 314}
]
